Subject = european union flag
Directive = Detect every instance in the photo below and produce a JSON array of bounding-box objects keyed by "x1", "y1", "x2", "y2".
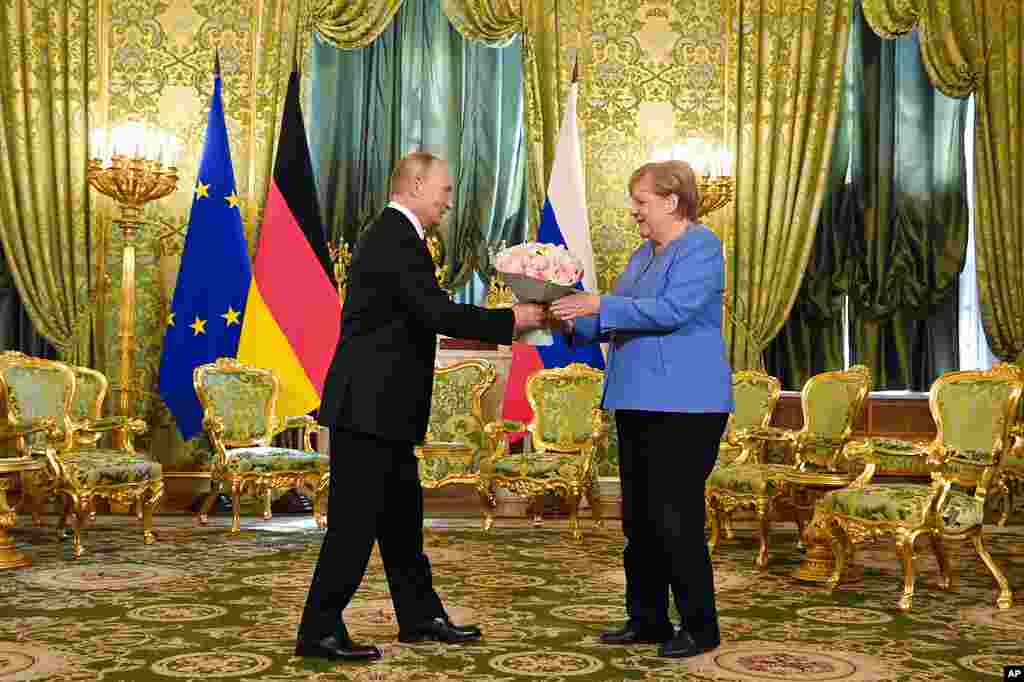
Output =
[{"x1": 158, "y1": 63, "x2": 251, "y2": 439}]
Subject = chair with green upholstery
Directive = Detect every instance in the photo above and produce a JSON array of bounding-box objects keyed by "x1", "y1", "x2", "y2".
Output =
[
  {"x1": 813, "y1": 365, "x2": 1023, "y2": 611},
  {"x1": 988, "y1": 357, "x2": 1024, "y2": 525},
  {"x1": 418, "y1": 359, "x2": 497, "y2": 524},
  {"x1": 0, "y1": 352, "x2": 163, "y2": 558},
  {"x1": 483, "y1": 362, "x2": 608, "y2": 540},
  {"x1": 708, "y1": 369, "x2": 782, "y2": 538},
  {"x1": 706, "y1": 365, "x2": 872, "y2": 568},
  {"x1": 193, "y1": 357, "x2": 328, "y2": 533},
  {"x1": 718, "y1": 369, "x2": 783, "y2": 467}
]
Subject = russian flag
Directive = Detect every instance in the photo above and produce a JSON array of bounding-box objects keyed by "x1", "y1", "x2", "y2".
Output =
[{"x1": 502, "y1": 75, "x2": 605, "y2": 427}]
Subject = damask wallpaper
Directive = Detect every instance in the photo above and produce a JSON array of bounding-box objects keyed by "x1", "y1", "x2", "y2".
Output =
[
  {"x1": 94, "y1": 0, "x2": 731, "y2": 471},
  {"x1": 96, "y1": 0, "x2": 307, "y2": 470},
  {"x1": 584, "y1": 0, "x2": 732, "y2": 292}
]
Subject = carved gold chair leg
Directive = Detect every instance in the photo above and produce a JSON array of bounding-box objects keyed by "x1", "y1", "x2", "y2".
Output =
[
  {"x1": 476, "y1": 482, "x2": 496, "y2": 531},
  {"x1": 586, "y1": 481, "x2": 604, "y2": 529},
  {"x1": 263, "y1": 488, "x2": 273, "y2": 521},
  {"x1": 755, "y1": 503, "x2": 771, "y2": 569},
  {"x1": 993, "y1": 481, "x2": 1012, "y2": 527},
  {"x1": 230, "y1": 479, "x2": 243, "y2": 534},
  {"x1": 568, "y1": 491, "x2": 582, "y2": 542},
  {"x1": 723, "y1": 514, "x2": 736, "y2": 540},
  {"x1": 706, "y1": 497, "x2": 723, "y2": 554},
  {"x1": 795, "y1": 515, "x2": 806, "y2": 550},
  {"x1": 142, "y1": 487, "x2": 160, "y2": 545},
  {"x1": 927, "y1": 530, "x2": 953, "y2": 591},
  {"x1": 67, "y1": 496, "x2": 87, "y2": 559},
  {"x1": 896, "y1": 533, "x2": 918, "y2": 611},
  {"x1": 967, "y1": 527, "x2": 1014, "y2": 609},
  {"x1": 314, "y1": 474, "x2": 328, "y2": 530},
  {"x1": 196, "y1": 483, "x2": 220, "y2": 526},
  {"x1": 825, "y1": 519, "x2": 852, "y2": 592}
]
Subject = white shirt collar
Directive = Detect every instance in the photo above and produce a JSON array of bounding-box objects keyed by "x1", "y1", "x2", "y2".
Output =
[{"x1": 387, "y1": 200, "x2": 424, "y2": 240}]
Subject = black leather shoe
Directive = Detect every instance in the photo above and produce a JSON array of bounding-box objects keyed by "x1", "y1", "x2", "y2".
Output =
[
  {"x1": 399, "y1": 617, "x2": 483, "y2": 644},
  {"x1": 599, "y1": 621, "x2": 674, "y2": 645},
  {"x1": 657, "y1": 630, "x2": 720, "y2": 658},
  {"x1": 294, "y1": 634, "x2": 382, "y2": 662},
  {"x1": 443, "y1": 617, "x2": 481, "y2": 637}
]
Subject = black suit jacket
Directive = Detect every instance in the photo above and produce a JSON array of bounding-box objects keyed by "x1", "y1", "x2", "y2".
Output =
[{"x1": 319, "y1": 207, "x2": 515, "y2": 443}]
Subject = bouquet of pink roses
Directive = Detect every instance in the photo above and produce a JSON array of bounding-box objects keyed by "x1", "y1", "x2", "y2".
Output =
[{"x1": 493, "y1": 242, "x2": 584, "y2": 345}]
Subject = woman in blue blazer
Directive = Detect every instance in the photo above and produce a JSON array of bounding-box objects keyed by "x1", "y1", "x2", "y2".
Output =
[{"x1": 550, "y1": 160, "x2": 733, "y2": 658}]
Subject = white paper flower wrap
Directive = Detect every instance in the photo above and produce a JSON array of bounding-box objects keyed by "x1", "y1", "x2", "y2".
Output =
[{"x1": 493, "y1": 242, "x2": 585, "y2": 346}]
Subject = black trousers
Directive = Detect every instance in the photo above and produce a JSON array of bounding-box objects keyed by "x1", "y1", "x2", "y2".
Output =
[
  {"x1": 296, "y1": 427, "x2": 444, "y2": 642},
  {"x1": 616, "y1": 409, "x2": 727, "y2": 644}
]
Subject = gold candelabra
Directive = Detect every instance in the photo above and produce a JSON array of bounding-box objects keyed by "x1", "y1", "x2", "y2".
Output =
[
  {"x1": 328, "y1": 240, "x2": 353, "y2": 301},
  {"x1": 696, "y1": 174, "x2": 735, "y2": 218},
  {"x1": 88, "y1": 124, "x2": 179, "y2": 437}
]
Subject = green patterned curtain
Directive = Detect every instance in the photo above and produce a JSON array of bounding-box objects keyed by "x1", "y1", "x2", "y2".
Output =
[
  {"x1": 0, "y1": 1, "x2": 96, "y2": 364},
  {"x1": 311, "y1": 0, "x2": 404, "y2": 48},
  {"x1": 726, "y1": 0, "x2": 852, "y2": 372},
  {"x1": 312, "y1": 0, "x2": 527, "y2": 304},
  {"x1": 849, "y1": 2, "x2": 968, "y2": 390},
  {"x1": 862, "y1": 1, "x2": 1024, "y2": 362},
  {"x1": 444, "y1": 0, "x2": 582, "y2": 238},
  {"x1": 763, "y1": 40, "x2": 858, "y2": 390}
]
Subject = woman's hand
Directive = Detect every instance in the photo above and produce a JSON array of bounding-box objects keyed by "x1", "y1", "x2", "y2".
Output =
[{"x1": 550, "y1": 293, "x2": 601, "y2": 321}]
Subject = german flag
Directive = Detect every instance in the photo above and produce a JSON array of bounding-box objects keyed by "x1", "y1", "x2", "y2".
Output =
[{"x1": 237, "y1": 68, "x2": 340, "y2": 417}]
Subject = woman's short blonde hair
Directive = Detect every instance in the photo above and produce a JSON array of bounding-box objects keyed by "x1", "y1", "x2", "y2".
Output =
[{"x1": 629, "y1": 160, "x2": 700, "y2": 221}]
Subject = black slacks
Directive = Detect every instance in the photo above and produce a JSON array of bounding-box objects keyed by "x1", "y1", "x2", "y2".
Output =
[
  {"x1": 616, "y1": 409, "x2": 727, "y2": 644},
  {"x1": 296, "y1": 426, "x2": 444, "y2": 642}
]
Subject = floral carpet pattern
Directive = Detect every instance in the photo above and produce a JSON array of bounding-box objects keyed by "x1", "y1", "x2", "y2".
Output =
[{"x1": 1, "y1": 515, "x2": 1023, "y2": 681}]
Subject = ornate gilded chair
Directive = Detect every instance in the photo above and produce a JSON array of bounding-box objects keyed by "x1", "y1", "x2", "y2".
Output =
[
  {"x1": 193, "y1": 358, "x2": 328, "y2": 533},
  {"x1": 707, "y1": 369, "x2": 783, "y2": 537},
  {"x1": 813, "y1": 366, "x2": 1023, "y2": 610},
  {"x1": 706, "y1": 365, "x2": 872, "y2": 568},
  {"x1": 0, "y1": 352, "x2": 162, "y2": 558},
  {"x1": 989, "y1": 357, "x2": 1024, "y2": 525},
  {"x1": 482, "y1": 363, "x2": 608, "y2": 540},
  {"x1": 418, "y1": 359, "x2": 497, "y2": 523},
  {"x1": 718, "y1": 370, "x2": 783, "y2": 467}
]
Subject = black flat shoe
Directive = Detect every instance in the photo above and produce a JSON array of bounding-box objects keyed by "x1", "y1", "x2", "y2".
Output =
[
  {"x1": 443, "y1": 617, "x2": 481, "y2": 637},
  {"x1": 657, "y1": 630, "x2": 719, "y2": 658},
  {"x1": 295, "y1": 634, "x2": 382, "y2": 662},
  {"x1": 599, "y1": 621, "x2": 674, "y2": 645},
  {"x1": 399, "y1": 617, "x2": 483, "y2": 644}
]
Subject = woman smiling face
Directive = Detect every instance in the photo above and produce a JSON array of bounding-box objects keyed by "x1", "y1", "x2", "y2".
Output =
[{"x1": 629, "y1": 172, "x2": 678, "y2": 244}]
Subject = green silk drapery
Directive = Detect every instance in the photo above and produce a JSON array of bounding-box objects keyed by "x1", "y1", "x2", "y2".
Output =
[
  {"x1": 310, "y1": 0, "x2": 528, "y2": 303},
  {"x1": 863, "y1": 0, "x2": 1024, "y2": 362},
  {"x1": 0, "y1": 0, "x2": 96, "y2": 363},
  {"x1": 314, "y1": 0, "x2": 580, "y2": 245},
  {"x1": 849, "y1": 3, "x2": 967, "y2": 390},
  {"x1": 726, "y1": 0, "x2": 851, "y2": 371}
]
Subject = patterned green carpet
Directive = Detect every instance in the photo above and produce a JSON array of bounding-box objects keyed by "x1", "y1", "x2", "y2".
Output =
[{"x1": 2, "y1": 514, "x2": 1023, "y2": 681}]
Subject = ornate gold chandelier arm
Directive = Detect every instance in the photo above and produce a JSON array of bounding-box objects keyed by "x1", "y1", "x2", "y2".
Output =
[{"x1": 696, "y1": 175, "x2": 734, "y2": 219}]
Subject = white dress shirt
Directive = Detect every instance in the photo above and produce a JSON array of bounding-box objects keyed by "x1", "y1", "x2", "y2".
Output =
[{"x1": 388, "y1": 200, "x2": 425, "y2": 240}]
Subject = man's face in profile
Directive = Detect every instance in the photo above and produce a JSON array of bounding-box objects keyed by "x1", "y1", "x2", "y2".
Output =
[{"x1": 419, "y1": 161, "x2": 453, "y2": 228}]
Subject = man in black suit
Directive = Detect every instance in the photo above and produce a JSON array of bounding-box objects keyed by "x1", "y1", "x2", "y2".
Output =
[{"x1": 295, "y1": 152, "x2": 547, "y2": 662}]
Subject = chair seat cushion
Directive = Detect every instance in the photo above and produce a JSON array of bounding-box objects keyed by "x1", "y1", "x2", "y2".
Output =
[
  {"x1": 492, "y1": 453, "x2": 581, "y2": 479},
  {"x1": 224, "y1": 447, "x2": 328, "y2": 474},
  {"x1": 61, "y1": 450, "x2": 162, "y2": 487},
  {"x1": 418, "y1": 454, "x2": 479, "y2": 482},
  {"x1": 706, "y1": 464, "x2": 792, "y2": 495},
  {"x1": 819, "y1": 484, "x2": 985, "y2": 531}
]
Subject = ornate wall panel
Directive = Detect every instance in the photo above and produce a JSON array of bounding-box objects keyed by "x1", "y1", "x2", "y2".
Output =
[
  {"x1": 584, "y1": 0, "x2": 731, "y2": 293},
  {"x1": 98, "y1": 0, "x2": 307, "y2": 471}
]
